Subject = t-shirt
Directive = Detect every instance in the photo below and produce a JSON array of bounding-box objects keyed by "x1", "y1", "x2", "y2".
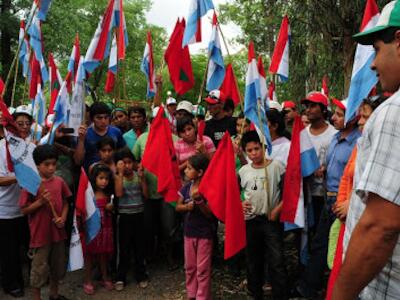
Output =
[
  {"x1": 179, "y1": 182, "x2": 216, "y2": 239},
  {"x1": 204, "y1": 116, "x2": 237, "y2": 147},
  {"x1": 0, "y1": 139, "x2": 23, "y2": 219},
  {"x1": 268, "y1": 136, "x2": 291, "y2": 168},
  {"x1": 239, "y1": 160, "x2": 285, "y2": 220},
  {"x1": 133, "y1": 132, "x2": 178, "y2": 199},
  {"x1": 118, "y1": 174, "x2": 144, "y2": 214},
  {"x1": 84, "y1": 125, "x2": 125, "y2": 170},
  {"x1": 19, "y1": 176, "x2": 72, "y2": 248},
  {"x1": 174, "y1": 135, "x2": 216, "y2": 165},
  {"x1": 123, "y1": 127, "x2": 148, "y2": 153},
  {"x1": 305, "y1": 124, "x2": 337, "y2": 196}
]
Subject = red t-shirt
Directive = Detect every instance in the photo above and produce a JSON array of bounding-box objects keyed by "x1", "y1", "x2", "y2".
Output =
[{"x1": 19, "y1": 176, "x2": 72, "y2": 248}]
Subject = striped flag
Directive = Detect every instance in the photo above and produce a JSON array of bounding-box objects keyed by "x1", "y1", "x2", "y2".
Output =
[
  {"x1": 48, "y1": 81, "x2": 70, "y2": 145},
  {"x1": 32, "y1": 83, "x2": 46, "y2": 127},
  {"x1": 182, "y1": 0, "x2": 214, "y2": 46},
  {"x1": 140, "y1": 31, "x2": 157, "y2": 98},
  {"x1": 269, "y1": 15, "x2": 290, "y2": 82},
  {"x1": 18, "y1": 20, "x2": 30, "y2": 78},
  {"x1": 257, "y1": 55, "x2": 268, "y2": 108},
  {"x1": 66, "y1": 33, "x2": 81, "y2": 93},
  {"x1": 113, "y1": 0, "x2": 129, "y2": 59},
  {"x1": 345, "y1": 0, "x2": 380, "y2": 123},
  {"x1": 104, "y1": 34, "x2": 117, "y2": 94},
  {"x1": 48, "y1": 53, "x2": 62, "y2": 114},
  {"x1": 206, "y1": 12, "x2": 225, "y2": 91}
]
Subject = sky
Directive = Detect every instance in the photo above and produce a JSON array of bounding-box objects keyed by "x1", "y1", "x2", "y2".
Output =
[{"x1": 145, "y1": 0, "x2": 242, "y2": 54}]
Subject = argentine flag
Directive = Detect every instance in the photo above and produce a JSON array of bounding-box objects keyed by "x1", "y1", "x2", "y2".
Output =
[{"x1": 182, "y1": 0, "x2": 214, "y2": 46}]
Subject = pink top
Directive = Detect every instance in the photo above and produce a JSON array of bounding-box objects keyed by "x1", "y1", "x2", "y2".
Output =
[
  {"x1": 19, "y1": 176, "x2": 71, "y2": 248},
  {"x1": 174, "y1": 135, "x2": 216, "y2": 164}
]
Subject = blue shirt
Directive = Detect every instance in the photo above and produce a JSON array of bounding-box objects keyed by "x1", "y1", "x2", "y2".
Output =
[
  {"x1": 84, "y1": 125, "x2": 125, "y2": 170},
  {"x1": 326, "y1": 127, "x2": 360, "y2": 192}
]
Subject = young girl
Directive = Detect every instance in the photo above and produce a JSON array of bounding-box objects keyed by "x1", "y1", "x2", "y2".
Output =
[
  {"x1": 176, "y1": 154, "x2": 216, "y2": 300},
  {"x1": 84, "y1": 164, "x2": 115, "y2": 295},
  {"x1": 89, "y1": 136, "x2": 116, "y2": 174}
]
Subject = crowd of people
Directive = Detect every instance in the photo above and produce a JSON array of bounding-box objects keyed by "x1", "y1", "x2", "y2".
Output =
[{"x1": 2, "y1": 2, "x2": 400, "y2": 300}]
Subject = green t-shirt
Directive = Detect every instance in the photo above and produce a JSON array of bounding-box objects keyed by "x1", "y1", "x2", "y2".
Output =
[{"x1": 132, "y1": 132, "x2": 178, "y2": 199}]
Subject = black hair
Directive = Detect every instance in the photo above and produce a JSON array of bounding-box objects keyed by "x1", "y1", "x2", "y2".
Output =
[
  {"x1": 376, "y1": 26, "x2": 400, "y2": 44},
  {"x1": 188, "y1": 153, "x2": 210, "y2": 173},
  {"x1": 90, "y1": 163, "x2": 114, "y2": 196},
  {"x1": 112, "y1": 108, "x2": 128, "y2": 116},
  {"x1": 237, "y1": 112, "x2": 251, "y2": 124},
  {"x1": 114, "y1": 147, "x2": 136, "y2": 163},
  {"x1": 362, "y1": 94, "x2": 388, "y2": 111},
  {"x1": 223, "y1": 99, "x2": 235, "y2": 112},
  {"x1": 176, "y1": 116, "x2": 196, "y2": 134},
  {"x1": 128, "y1": 106, "x2": 146, "y2": 119},
  {"x1": 241, "y1": 130, "x2": 261, "y2": 151},
  {"x1": 13, "y1": 112, "x2": 33, "y2": 123},
  {"x1": 33, "y1": 144, "x2": 58, "y2": 165},
  {"x1": 266, "y1": 110, "x2": 287, "y2": 137},
  {"x1": 96, "y1": 136, "x2": 116, "y2": 151},
  {"x1": 89, "y1": 102, "x2": 111, "y2": 120}
]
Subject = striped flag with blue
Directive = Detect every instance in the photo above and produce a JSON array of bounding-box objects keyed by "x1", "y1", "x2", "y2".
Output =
[{"x1": 182, "y1": 0, "x2": 214, "y2": 46}]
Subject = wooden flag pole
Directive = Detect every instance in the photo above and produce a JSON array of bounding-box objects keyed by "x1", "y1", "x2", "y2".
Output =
[{"x1": 197, "y1": 54, "x2": 211, "y2": 106}]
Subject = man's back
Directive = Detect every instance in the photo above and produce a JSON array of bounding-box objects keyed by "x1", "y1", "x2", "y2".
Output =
[{"x1": 204, "y1": 116, "x2": 236, "y2": 147}]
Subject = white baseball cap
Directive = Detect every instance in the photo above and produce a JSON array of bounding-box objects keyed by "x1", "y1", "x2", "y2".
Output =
[
  {"x1": 269, "y1": 101, "x2": 283, "y2": 112},
  {"x1": 166, "y1": 97, "x2": 177, "y2": 106},
  {"x1": 15, "y1": 104, "x2": 32, "y2": 116},
  {"x1": 177, "y1": 100, "x2": 194, "y2": 114}
]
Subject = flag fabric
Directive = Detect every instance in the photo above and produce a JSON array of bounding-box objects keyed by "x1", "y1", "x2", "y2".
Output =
[
  {"x1": 345, "y1": 0, "x2": 380, "y2": 123},
  {"x1": 257, "y1": 55, "x2": 268, "y2": 108},
  {"x1": 49, "y1": 81, "x2": 70, "y2": 144},
  {"x1": 32, "y1": 83, "x2": 46, "y2": 126},
  {"x1": 280, "y1": 116, "x2": 320, "y2": 227},
  {"x1": 5, "y1": 130, "x2": 41, "y2": 195},
  {"x1": 206, "y1": 13, "x2": 225, "y2": 91},
  {"x1": 269, "y1": 15, "x2": 290, "y2": 82},
  {"x1": 33, "y1": 0, "x2": 53, "y2": 21},
  {"x1": 142, "y1": 106, "x2": 181, "y2": 202},
  {"x1": 113, "y1": 0, "x2": 129, "y2": 59},
  {"x1": 67, "y1": 213, "x2": 84, "y2": 271},
  {"x1": 93, "y1": 0, "x2": 114, "y2": 62},
  {"x1": 267, "y1": 81, "x2": 278, "y2": 103},
  {"x1": 76, "y1": 168, "x2": 101, "y2": 244},
  {"x1": 18, "y1": 20, "x2": 31, "y2": 78},
  {"x1": 83, "y1": 17, "x2": 104, "y2": 73},
  {"x1": 322, "y1": 75, "x2": 329, "y2": 97},
  {"x1": 66, "y1": 33, "x2": 81, "y2": 93},
  {"x1": 244, "y1": 41, "x2": 272, "y2": 154},
  {"x1": 29, "y1": 54, "x2": 42, "y2": 100},
  {"x1": 0, "y1": 78, "x2": 4, "y2": 96},
  {"x1": 219, "y1": 63, "x2": 241, "y2": 106},
  {"x1": 182, "y1": 0, "x2": 214, "y2": 46},
  {"x1": 104, "y1": 34, "x2": 117, "y2": 94},
  {"x1": 140, "y1": 31, "x2": 157, "y2": 98},
  {"x1": 164, "y1": 19, "x2": 195, "y2": 95},
  {"x1": 48, "y1": 53, "x2": 62, "y2": 114},
  {"x1": 198, "y1": 132, "x2": 246, "y2": 259}
]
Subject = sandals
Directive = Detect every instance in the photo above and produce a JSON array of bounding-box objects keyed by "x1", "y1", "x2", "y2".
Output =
[
  {"x1": 83, "y1": 283, "x2": 95, "y2": 295},
  {"x1": 101, "y1": 280, "x2": 114, "y2": 291}
]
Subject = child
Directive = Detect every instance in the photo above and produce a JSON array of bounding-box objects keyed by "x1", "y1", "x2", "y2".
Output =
[
  {"x1": 114, "y1": 148, "x2": 149, "y2": 291},
  {"x1": 238, "y1": 131, "x2": 287, "y2": 300},
  {"x1": 84, "y1": 164, "x2": 114, "y2": 295},
  {"x1": 19, "y1": 144, "x2": 71, "y2": 300},
  {"x1": 174, "y1": 117, "x2": 215, "y2": 175},
  {"x1": 176, "y1": 154, "x2": 216, "y2": 300},
  {"x1": 89, "y1": 136, "x2": 116, "y2": 174}
]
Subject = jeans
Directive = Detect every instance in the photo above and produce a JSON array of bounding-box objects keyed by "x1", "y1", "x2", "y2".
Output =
[
  {"x1": 246, "y1": 217, "x2": 288, "y2": 300},
  {"x1": 116, "y1": 213, "x2": 148, "y2": 283},
  {"x1": 297, "y1": 196, "x2": 336, "y2": 297}
]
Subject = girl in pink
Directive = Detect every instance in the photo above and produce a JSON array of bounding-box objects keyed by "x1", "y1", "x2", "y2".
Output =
[
  {"x1": 176, "y1": 154, "x2": 216, "y2": 300},
  {"x1": 83, "y1": 164, "x2": 114, "y2": 295}
]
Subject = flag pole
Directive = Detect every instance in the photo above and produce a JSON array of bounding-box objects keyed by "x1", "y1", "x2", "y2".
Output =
[
  {"x1": 197, "y1": 54, "x2": 211, "y2": 106},
  {"x1": 10, "y1": 52, "x2": 21, "y2": 108},
  {"x1": 256, "y1": 98, "x2": 272, "y2": 215}
]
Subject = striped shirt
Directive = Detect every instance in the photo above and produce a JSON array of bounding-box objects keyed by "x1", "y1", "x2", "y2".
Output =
[
  {"x1": 118, "y1": 174, "x2": 144, "y2": 214},
  {"x1": 344, "y1": 90, "x2": 400, "y2": 299},
  {"x1": 174, "y1": 136, "x2": 215, "y2": 165}
]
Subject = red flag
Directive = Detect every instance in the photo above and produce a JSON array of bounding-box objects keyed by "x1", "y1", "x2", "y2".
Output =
[
  {"x1": 164, "y1": 19, "x2": 195, "y2": 95},
  {"x1": 117, "y1": 0, "x2": 127, "y2": 60},
  {"x1": 66, "y1": 33, "x2": 81, "y2": 93},
  {"x1": 104, "y1": 71, "x2": 115, "y2": 94},
  {"x1": 0, "y1": 97, "x2": 18, "y2": 172},
  {"x1": 0, "y1": 77, "x2": 4, "y2": 95},
  {"x1": 93, "y1": 0, "x2": 114, "y2": 61},
  {"x1": 322, "y1": 75, "x2": 329, "y2": 97},
  {"x1": 142, "y1": 106, "x2": 181, "y2": 202},
  {"x1": 219, "y1": 63, "x2": 241, "y2": 106},
  {"x1": 198, "y1": 120, "x2": 205, "y2": 142},
  {"x1": 29, "y1": 54, "x2": 41, "y2": 100},
  {"x1": 326, "y1": 224, "x2": 345, "y2": 300},
  {"x1": 198, "y1": 132, "x2": 246, "y2": 259},
  {"x1": 48, "y1": 53, "x2": 61, "y2": 113}
]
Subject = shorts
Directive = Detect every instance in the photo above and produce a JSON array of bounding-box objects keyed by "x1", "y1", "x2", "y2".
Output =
[{"x1": 30, "y1": 241, "x2": 66, "y2": 288}]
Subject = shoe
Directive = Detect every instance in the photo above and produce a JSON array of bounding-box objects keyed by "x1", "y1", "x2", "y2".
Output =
[
  {"x1": 6, "y1": 288, "x2": 24, "y2": 298},
  {"x1": 262, "y1": 282, "x2": 272, "y2": 296},
  {"x1": 288, "y1": 286, "x2": 303, "y2": 299},
  {"x1": 49, "y1": 295, "x2": 69, "y2": 300},
  {"x1": 139, "y1": 280, "x2": 148, "y2": 289},
  {"x1": 101, "y1": 280, "x2": 114, "y2": 291},
  {"x1": 83, "y1": 282, "x2": 95, "y2": 295},
  {"x1": 114, "y1": 281, "x2": 124, "y2": 291}
]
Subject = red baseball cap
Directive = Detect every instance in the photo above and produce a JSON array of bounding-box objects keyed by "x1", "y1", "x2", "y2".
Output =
[
  {"x1": 282, "y1": 101, "x2": 296, "y2": 109},
  {"x1": 205, "y1": 90, "x2": 226, "y2": 104},
  {"x1": 301, "y1": 92, "x2": 329, "y2": 106},
  {"x1": 332, "y1": 98, "x2": 347, "y2": 110}
]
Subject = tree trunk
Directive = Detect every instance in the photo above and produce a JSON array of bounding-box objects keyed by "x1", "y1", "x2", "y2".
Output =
[{"x1": 0, "y1": 0, "x2": 13, "y2": 104}]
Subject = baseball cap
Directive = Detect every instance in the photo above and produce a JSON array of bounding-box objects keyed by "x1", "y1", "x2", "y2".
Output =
[
  {"x1": 354, "y1": 1, "x2": 400, "y2": 45},
  {"x1": 332, "y1": 98, "x2": 348, "y2": 110},
  {"x1": 282, "y1": 101, "x2": 296, "y2": 109},
  {"x1": 166, "y1": 97, "x2": 177, "y2": 106},
  {"x1": 177, "y1": 100, "x2": 194, "y2": 114},
  {"x1": 204, "y1": 90, "x2": 226, "y2": 104},
  {"x1": 15, "y1": 104, "x2": 32, "y2": 116},
  {"x1": 269, "y1": 101, "x2": 283, "y2": 112},
  {"x1": 301, "y1": 91, "x2": 329, "y2": 106}
]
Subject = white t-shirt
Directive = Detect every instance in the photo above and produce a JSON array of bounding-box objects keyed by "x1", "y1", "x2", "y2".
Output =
[
  {"x1": 306, "y1": 124, "x2": 337, "y2": 196},
  {"x1": 239, "y1": 160, "x2": 285, "y2": 220},
  {"x1": 268, "y1": 136, "x2": 291, "y2": 168},
  {"x1": 0, "y1": 139, "x2": 23, "y2": 219}
]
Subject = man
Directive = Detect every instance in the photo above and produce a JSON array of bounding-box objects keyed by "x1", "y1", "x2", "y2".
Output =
[
  {"x1": 333, "y1": 2, "x2": 400, "y2": 299},
  {"x1": 165, "y1": 94, "x2": 177, "y2": 133},
  {"x1": 204, "y1": 89, "x2": 237, "y2": 147},
  {"x1": 282, "y1": 100, "x2": 298, "y2": 132},
  {"x1": 112, "y1": 108, "x2": 130, "y2": 133},
  {"x1": 301, "y1": 92, "x2": 337, "y2": 224},
  {"x1": 123, "y1": 106, "x2": 148, "y2": 151},
  {"x1": 294, "y1": 98, "x2": 360, "y2": 298}
]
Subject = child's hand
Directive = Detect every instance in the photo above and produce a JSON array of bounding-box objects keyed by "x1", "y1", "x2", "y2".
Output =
[
  {"x1": 105, "y1": 203, "x2": 114, "y2": 212},
  {"x1": 38, "y1": 190, "x2": 51, "y2": 205},
  {"x1": 268, "y1": 206, "x2": 280, "y2": 222},
  {"x1": 54, "y1": 216, "x2": 66, "y2": 228},
  {"x1": 116, "y1": 160, "x2": 125, "y2": 175},
  {"x1": 242, "y1": 200, "x2": 252, "y2": 213},
  {"x1": 195, "y1": 141, "x2": 206, "y2": 154},
  {"x1": 77, "y1": 125, "x2": 87, "y2": 142},
  {"x1": 186, "y1": 201, "x2": 194, "y2": 211}
]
